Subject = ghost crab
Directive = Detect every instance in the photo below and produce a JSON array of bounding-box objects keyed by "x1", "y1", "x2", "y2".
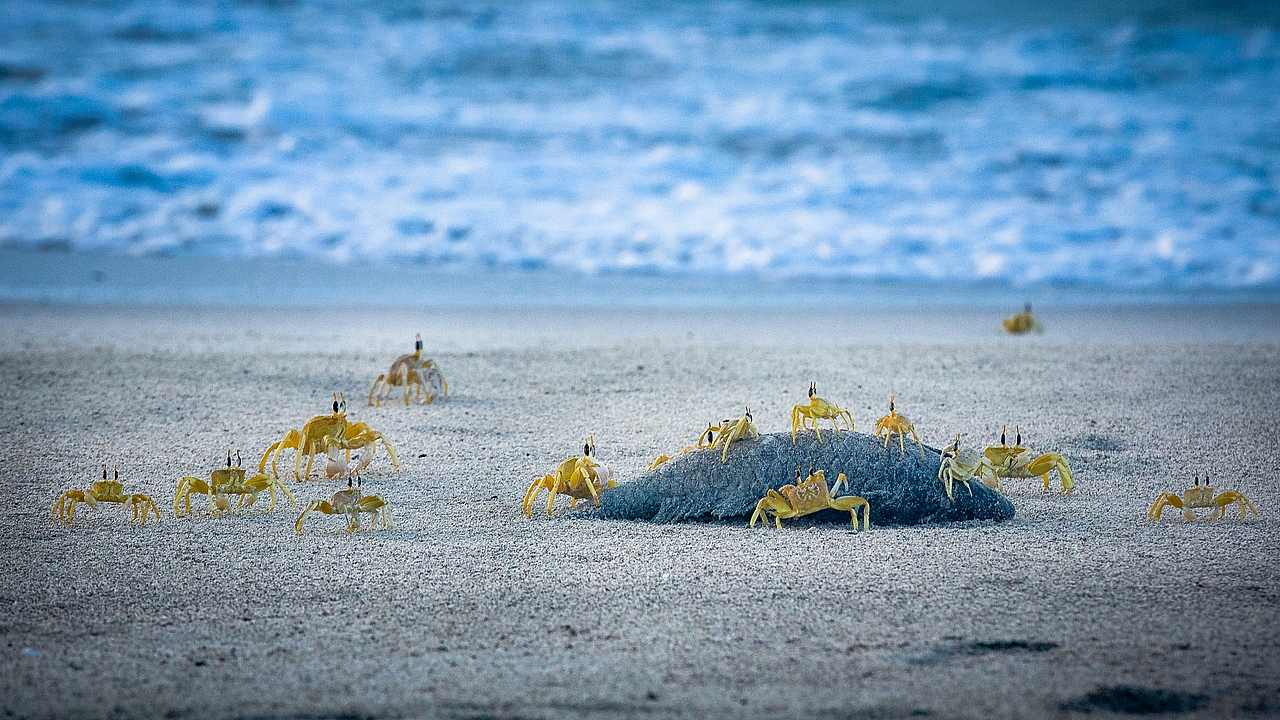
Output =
[
  {"x1": 524, "y1": 437, "x2": 616, "y2": 517},
  {"x1": 750, "y1": 465, "x2": 870, "y2": 530},
  {"x1": 791, "y1": 382, "x2": 855, "y2": 444},
  {"x1": 368, "y1": 334, "x2": 449, "y2": 406},
  {"x1": 1002, "y1": 303, "x2": 1043, "y2": 334},
  {"x1": 983, "y1": 425, "x2": 1075, "y2": 494},
  {"x1": 711, "y1": 408, "x2": 760, "y2": 462},
  {"x1": 295, "y1": 475, "x2": 392, "y2": 534},
  {"x1": 937, "y1": 435, "x2": 1002, "y2": 499},
  {"x1": 647, "y1": 422, "x2": 721, "y2": 471},
  {"x1": 259, "y1": 394, "x2": 399, "y2": 480},
  {"x1": 52, "y1": 466, "x2": 161, "y2": 526},
  {"x1": 1149, "y1": 474, "x2": 1258, "y2": 522},
  {"x1": 875, "y1": 396, "x2": 924, "y2": 457},
  {"x1": 175, "y1": 451, "x2": 297, "y2": 518}
]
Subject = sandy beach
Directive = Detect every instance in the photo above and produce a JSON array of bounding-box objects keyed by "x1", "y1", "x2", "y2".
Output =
[{"x1": 1, "y1": 302, "x2": 1278, "y2": 719}]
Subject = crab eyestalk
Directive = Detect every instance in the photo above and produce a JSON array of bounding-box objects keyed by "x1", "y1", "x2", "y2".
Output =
[
  {"x1": 415, "y1": 333, "x2": 423, "y2": 352},
  {"x1": 1015, "y1": 426, "x2": 1022, "y2": 446},
  {"x1": 808, "y1": 382, "x2": 816, "y2": 399},
  {"x1": 889, "y1": 396, "x2": 895, "y2": 414},
  {"x1": 1000, "y1": 424, "x2": 1007, "y2": 447},
  {"x1": 235, "y1": 450, "x2": 241, "y2": 468},
  {"x1": 944, "y1": 434, "x2": 961, "y2": 460}
]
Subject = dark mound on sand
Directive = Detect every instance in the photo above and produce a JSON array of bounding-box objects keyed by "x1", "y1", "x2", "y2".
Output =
[{"x1": 598, "y1": 431, "x2": 1015, "y2": 525}]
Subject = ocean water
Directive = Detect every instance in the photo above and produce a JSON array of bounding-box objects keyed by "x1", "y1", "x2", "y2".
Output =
[{"x1": 1, "y1": 0, "x2": 1279, "y2": 289}]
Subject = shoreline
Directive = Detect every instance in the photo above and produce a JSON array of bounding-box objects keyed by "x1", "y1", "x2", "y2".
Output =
[
  {"x1": 5, "y1": 248, "x2": 1280, "y2": 310},
  {"x1": 3, "y1": 300, "x2": 1280, "y2": 353}
]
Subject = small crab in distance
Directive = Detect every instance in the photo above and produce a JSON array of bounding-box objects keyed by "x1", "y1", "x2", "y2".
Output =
[
  {"x1": 647, "y1": 422, "x2": 720, "y2": 471},
  {"x1": 1002, "y1": 303, "x2": 1043, "y2": 334},
  {"x1": 295, "y1": 475, "x2": 392, "y2": 534},
  {"x1": 53, "y1": 466, "x2": 161, "y2": 526},
  {"x1": 983, "y1": 425, "x2": 1075, "y2": 494},
  {"x1": 875, "y1": 396, "x2": 924, "y2": 457},
  {"x1": 711, "y1": 408, "x2": 760, "y2": 462},
  {"x1": 523, "y1": 437, "x2": 616, "y2": 517},
  {"x1": 368, "y1": 334, "x2": 449, "y2": 406},
  {"x1": 1149, "y1": 474, "x2": 1258, "y2": 522},
  {"x1": 750, "y1": 464, "x2": 870, "y2": 530},
  {"x1": 791, "y1": 382, "x2": 855, "y2": 444}
]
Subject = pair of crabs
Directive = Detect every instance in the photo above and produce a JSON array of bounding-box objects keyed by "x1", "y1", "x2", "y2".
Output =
[{"x1": 936, "y1": 426, "x2": 1075, "y2": 499}]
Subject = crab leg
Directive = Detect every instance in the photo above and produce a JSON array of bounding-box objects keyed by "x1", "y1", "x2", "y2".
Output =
[
  {"x1": 522, "y1": 476, "x2": 547, "y2": 518},
  {"x1": 545, "y1": 475, "x2": 563, "y2": 516},
  {"x1": 379, "y1": 434, "x2": 400, "y2": 471}
]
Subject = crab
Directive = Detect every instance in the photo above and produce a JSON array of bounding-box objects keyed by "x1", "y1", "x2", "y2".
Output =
[
  {"x1": 936, "y1": 435, "x2": 1002, "y2": 499},
  {"x1": 368, "y1": 334, "x2": 449, "y2": 406},
  {"x1": 259, "y1": 394, "x2": 399, "y2": 480},
  {"x1": 983, "y1": 425, "x2": 1075, "y2": 494},
  {"x1": 175, "y1": 451, "x2": 297, "y2": 518},
  {"x1": 294, "y1": 476, "x2": 392, "y2": 534},
  {"x1": 647, "y1": 422, "x2": 720, "y2": 471},
  {"x1": 711, "y1": 408, "x2": 760, "y2": 462},
  {"x1": 1002, "y1": 303, "x2": 1043, "y2": 334},
  {"x1": 875, "y1": 396, "x2": 924, "y2": 457},
  {"x1": 1148, "y1": 474, "x2": 1258, "y2": 522},
  {"x1": 750, "y1": 465, "x2": 870, "y2": 530},
  {"x1": 791, "y1": 382, "x2": 855, "y2": 443},
  {"x1": 523, "y1": 437, "x2": 617, "y2": 517},
  {"x1": 52, "y1": 466, "x2": 161, "y2": 526}
]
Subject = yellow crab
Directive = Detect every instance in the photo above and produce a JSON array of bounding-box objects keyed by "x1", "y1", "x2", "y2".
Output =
[
  {"x1": 711, "y1": 408, "x2": 760, "y2": 462},
  {"x1": 295, "y1": 476, "x2": 392, "y2": 534},
  {"x1": 1149, "y1": 474, "x2": 1258, "y2": 522},
  {"x1": 875, "y1": 396, "x2": 924, "y2": 457},
  {"x1": 175, "y1": 451, "x2": 297, "y2": 518},
  {"x1": 523, "y1": 437, "x2": 616, "y2": 517},
  {"x1": 791, "y1": 382, "x2": 855, "y2": 443},
  {"x1": 936, "y1": 435, "x2": 1002, "y2": 499},
  {"x1": 368, "y1": 334, "x2": 449, "y2": 406},
  {"x1": 259, "y1": 394, "x2": 399, "y2": 480},
  {"x1": 750, "y1": 465, "x2": 870, "y2": 530},
  {"x1": 647, "y1": 422, "x2": 720, "y2": 471},
  {"x1": 52, "y1": 466, "x2": 161, "y2": 526},
  {"x1": 1002, "y1": 303, "x2": 1043, "y2": 334},
  {"x1": 983, "y1": 425, "x2": 1075, "y2": 494}
]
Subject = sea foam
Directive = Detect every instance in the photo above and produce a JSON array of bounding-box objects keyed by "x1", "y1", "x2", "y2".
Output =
[{"x1": 0, "y1": 0, "x2": 1277, "y2": 287}]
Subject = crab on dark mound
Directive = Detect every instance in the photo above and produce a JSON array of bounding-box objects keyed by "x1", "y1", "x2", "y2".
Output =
[{"x1": 597, "y1": 431, "x2": 1015, "y2": 526}]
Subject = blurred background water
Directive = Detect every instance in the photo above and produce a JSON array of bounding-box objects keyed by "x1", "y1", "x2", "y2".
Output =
[{"x1": 2, "y1": 0, "x2": 1279, "y2": 303}]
